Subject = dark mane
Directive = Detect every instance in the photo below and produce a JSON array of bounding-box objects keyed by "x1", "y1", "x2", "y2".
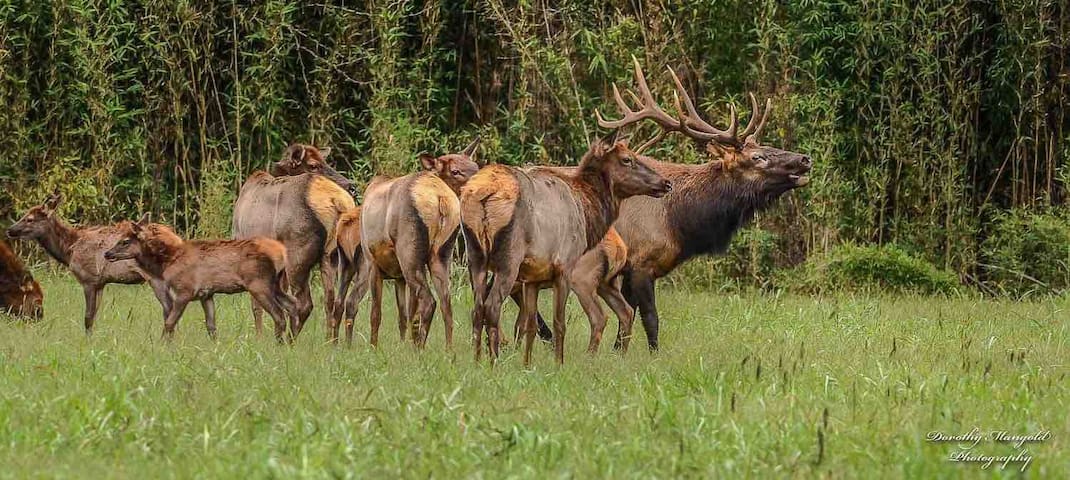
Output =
[{"x1": 664, "y1": 163, "x2": 786, "y2": 261}]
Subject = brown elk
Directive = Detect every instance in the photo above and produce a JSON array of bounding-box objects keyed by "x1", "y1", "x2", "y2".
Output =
[
  {"x1": 461, "y1": 131, "x2": 672, "y2": 365},
  {"x1": 7, "y1": 192, "x2": 171, "y2": 333},
  {"x1": 232, "y1": 144, "x2": 356, "y2": 339},
  {"x1": 0, "y1": 238, "x2": 43, "y2": 320},
  {"x1": 104, "y1": 215, "x2": 298, "y2": 340},
  {"x1": 356, "y1": 138, "x2": 483, "y2": 348},
  {"x1": 596, "y1": 59, "x2": 813, "y2": 351}
]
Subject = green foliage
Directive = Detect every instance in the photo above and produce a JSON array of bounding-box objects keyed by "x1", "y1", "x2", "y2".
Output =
[
  {"x1": 785, "y1": 243, "x2": 960, "y2": 295},
  {"x1": 0, "y1": 0, "x2": 1067, "y2": 291},
  {"x1": 980, "y1": 209, "x2": 1070, "y2": 297}
]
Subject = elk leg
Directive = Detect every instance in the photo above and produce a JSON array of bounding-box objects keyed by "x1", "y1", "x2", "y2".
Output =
[
  {"x1": 413, "y1": 274, "x2": 436, "y2": 348},
  {"x1": 483, "y1": 258, "x2": 522, "y2": 362},
  {"x1": 394, "y1": 280, "x2": 409, "y2": 341},
  {"x1": 343, "y1": 258, "x2": 372, "y2": 346},
  {"x1": 82, "y1": 283, "x2": 102, "y2": 335},
  {"x1": 162, "y1": 296, "x2": 190, "y2": 340},
  {"x1": 510, "y1": 291, "x2": 552, "y2": 344},
  {"x1": 469, "y1": 264, "x2": 488, "y2": 361},
  {"x1": 368, "y1": 268, "x2": 384, "y2": 347},
  {"x1": 250, "y1": 299, "x2": 264, "y2": 336},
  {"x1": 551, "y1": 275, "x2": 570, "y2": 364},
  {"x1": 288, "y1": 267, "x2": 314, "y2": 339},
  {"x1": 148, "y1": 277, "x2": 172, "y2": 318},
  {"x1": 510, "y1": 290, "x2": 524, "y2": 344},
  {"x1": 201, "y1": 297, "x2": 217, "y2": 339},
  {"x1": 397, "y1": 241, "x2": 435, "y2": 348},
  {"x1": 569, "y1": 251, "x2": 609, "y2": 354},
  {"x1": 430, "y1": 253, "x2": 454, "y2": 349},
  {"x1": 330, "y1": 250, "x2": 357, "y2": 343},
  {"x1": 249, "y1": 285, "x2": 289, "y2": 344},
  {"x1": 320, "y1": 252, "x2": 338, "y2": 335},
  {"x1": 463, "y1": 227, "x2": 489, "y2": 360},
  {"x1": 601, "y1": 277, "x2": 635, "y2": 353},
  {"x1": 625, "y1": 272, "x2": 659, "y2": 352},
  {"x1": 520, "y1": 282, "x2": 539, "y2": 367}
]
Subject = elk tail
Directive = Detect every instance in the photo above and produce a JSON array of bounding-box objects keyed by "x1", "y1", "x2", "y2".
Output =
[{"x1": 459, "y1": 165, "x2": 519, "y2": 256}]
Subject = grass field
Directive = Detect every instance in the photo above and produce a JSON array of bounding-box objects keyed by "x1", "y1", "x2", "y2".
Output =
[{"x1": 0, "y1": 274, "x2": 1067, "y2": 478}]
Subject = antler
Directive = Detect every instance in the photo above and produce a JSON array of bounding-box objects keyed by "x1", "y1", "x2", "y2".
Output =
[
  {"x1": 596, "y1": 57, "x2": 686, "y2": 152},
  {"x1": 667, "y1": 68, "x2": 774, "y2": 147},
  {"x1": 597, "y1": 57, "x2": 775, "y2": 150}
]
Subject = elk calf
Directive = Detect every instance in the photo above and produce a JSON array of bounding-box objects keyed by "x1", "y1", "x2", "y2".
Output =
[
  {"x1": 0, "y1": 238, "x2": 43, "y2": 320},
  {"x1": 461, "y1": 131, "x2": 671, "y2": 365},
  {"x1": 358, "y1": 138, "x2": 482, "y2": 348},
  {"x1": 105, "y1": 216, "x2": 297, "y2": 341},
  {"x1": 7, "y1": 191, "x2": 170, "y2": 333}
]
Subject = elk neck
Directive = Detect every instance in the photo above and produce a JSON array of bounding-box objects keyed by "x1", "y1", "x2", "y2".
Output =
[
  {"x1": 38, "y1": 216, "x2": 81, "y2": 266},
  {"x1": 135, "y1": 232, "x2": 185, "y2": 279},
  {"x1": 668, "y1": 162, "x2": 767, "y2": 261},
  {"x1": 574, "y1": 167, "x2": 618, "y2": 250}
]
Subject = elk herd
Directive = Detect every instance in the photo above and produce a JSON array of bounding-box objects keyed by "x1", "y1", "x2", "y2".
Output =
[{"x1": 2, "y1": 60, "x2": 813, "y2": 365}]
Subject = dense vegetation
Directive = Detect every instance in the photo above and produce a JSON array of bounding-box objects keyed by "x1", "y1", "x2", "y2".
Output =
[{"x1": 1, "y1": 1, "x2": 1068, "y2": 293}]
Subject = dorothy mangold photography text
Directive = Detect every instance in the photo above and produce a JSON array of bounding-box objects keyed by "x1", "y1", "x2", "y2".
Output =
[{"x1": 926, "y1": 428, "x2": 1053, "y2": 471}]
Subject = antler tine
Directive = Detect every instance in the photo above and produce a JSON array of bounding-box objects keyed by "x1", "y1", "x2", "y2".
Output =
[
  {"x1": 596, "y1": 84, "x2": 639, "y2": 128},
  {"x1": 743, "y1": 97, "x2": 774, "y2": 145},
  {"x1": 597, "y1": 57, "x2": 683, "y2": 134},
  {"x1": 667, "y1": 66, "x2": 740, "y2": 145},
  {"x1": 739, "y1": 93, "x2": 761, "y2": 139}
]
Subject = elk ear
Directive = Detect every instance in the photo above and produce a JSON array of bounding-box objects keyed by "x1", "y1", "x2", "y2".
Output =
[
  {"x1": 318, "y1": 147, "x2": 332, "y2": 158},
  {"x1": 44, "y1": 191, "x2": 63, "y2": 211},
  {"x1": 285, "y1": 144, "x2": 306, "y2": 166},
  {"x1": 418, "y1": 153, "x2": 438, "y2": 171},
  {"x1": 462, "y1": 136, "x2": 481, "y2": 157},
  {"x1": 136, "y1": 212, "x2": 151, "y2": 227},
  {"x1": 595, "y1": 129, "x2": 622, "y2": 156}
]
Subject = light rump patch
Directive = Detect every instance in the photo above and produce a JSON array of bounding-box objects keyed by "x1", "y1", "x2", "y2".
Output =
[
  {"x1": 335, "y1": 208, "x2": 362, "y2": 261},
  {"x1": 460, "y1": 164, "x2": 519, "y2": 254},
  {"x1": 306, "y1": 175, "x2": 357, "y2": 257},
  {"x1": 410, "y1": 174, "x2": 461, "y2": 252}
]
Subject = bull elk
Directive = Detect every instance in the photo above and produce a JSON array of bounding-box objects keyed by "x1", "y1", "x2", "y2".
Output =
[
  {"x1": 356, "y1": 138, "x2": 483, "y2": 348},
  {"x1": 104, "y1": 215, "x2": 298, "y2": 341},
  {"x1": 7, "y1": 191, "x2": 171, "y2": 333},
  {"x1": 596, "y1": 58, "x2": 813, "y2": 351},
  {"x1": 232, "y1": 144, "x2": 356, "y2": 339},
  {"x1": 461, "y1": 131, "x2": 672, "y2": 365},
  {"x1": 0, "y1": 238, "x2": 43, "y2": 320}
]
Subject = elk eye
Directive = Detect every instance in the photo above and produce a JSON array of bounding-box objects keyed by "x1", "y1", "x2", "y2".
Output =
[
  {"x1": 621, "y1": 156, "x2": 634, "y2": 166},
  {"x1": 451, "y1": 169, "x2": 462, "y2": 176}
]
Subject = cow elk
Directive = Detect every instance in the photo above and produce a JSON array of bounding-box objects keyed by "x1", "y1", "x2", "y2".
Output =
[
  {"x1": 356, "y1": 138, "x2": 483, "y2": 348},
  {"x1": 7, "y1": 191, "x2": 171, "y2": 333},
  {"x1": 104, "y1": 215, "x2": 298, "y2": 341},
  {"x1": 461, "y1": 131, "x2": 671, "y2": 365},
  {"x1": 597, "y1": 59, "x2": 813, "y2": 351},
  {"x1": 232, "y1": 144, "x2": 356, "y2": 339},
  {"x1": 0, "y1": 238, "x2": 43, "y2": 320}
]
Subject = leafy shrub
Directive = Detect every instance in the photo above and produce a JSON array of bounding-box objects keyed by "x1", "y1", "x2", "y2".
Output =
[
  {"x1": 783, "y1": 243, "x2": 959, "y2": 295},
  {"x1": 980, "y1": 209, "x2": 1070, "y2": 297}
]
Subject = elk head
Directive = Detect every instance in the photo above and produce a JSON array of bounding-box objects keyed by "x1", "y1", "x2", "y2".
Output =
[
  {"x1": 104, "y1": 213, "x2": 151, "y2": 262},
  {"x1": 272, "y1": 144, "x2": 358, "y2": 195},
  {"x1": 581, "y1": 130, "x2": 672, "y2": 199},
  {"x1": 597, "y1": 58, "x2": 812, "y2": 197},
  {"x1": 419, "y1": 136, "x2": 484, "y2": 194},
  {"x1": 7, "y1": 190, "x2": 63, "y2": 239}
]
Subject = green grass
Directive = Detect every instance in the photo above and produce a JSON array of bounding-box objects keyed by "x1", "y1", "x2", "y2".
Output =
[{"x1": 0, "y1": 274, "x2": 1067, "y2": 478}]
